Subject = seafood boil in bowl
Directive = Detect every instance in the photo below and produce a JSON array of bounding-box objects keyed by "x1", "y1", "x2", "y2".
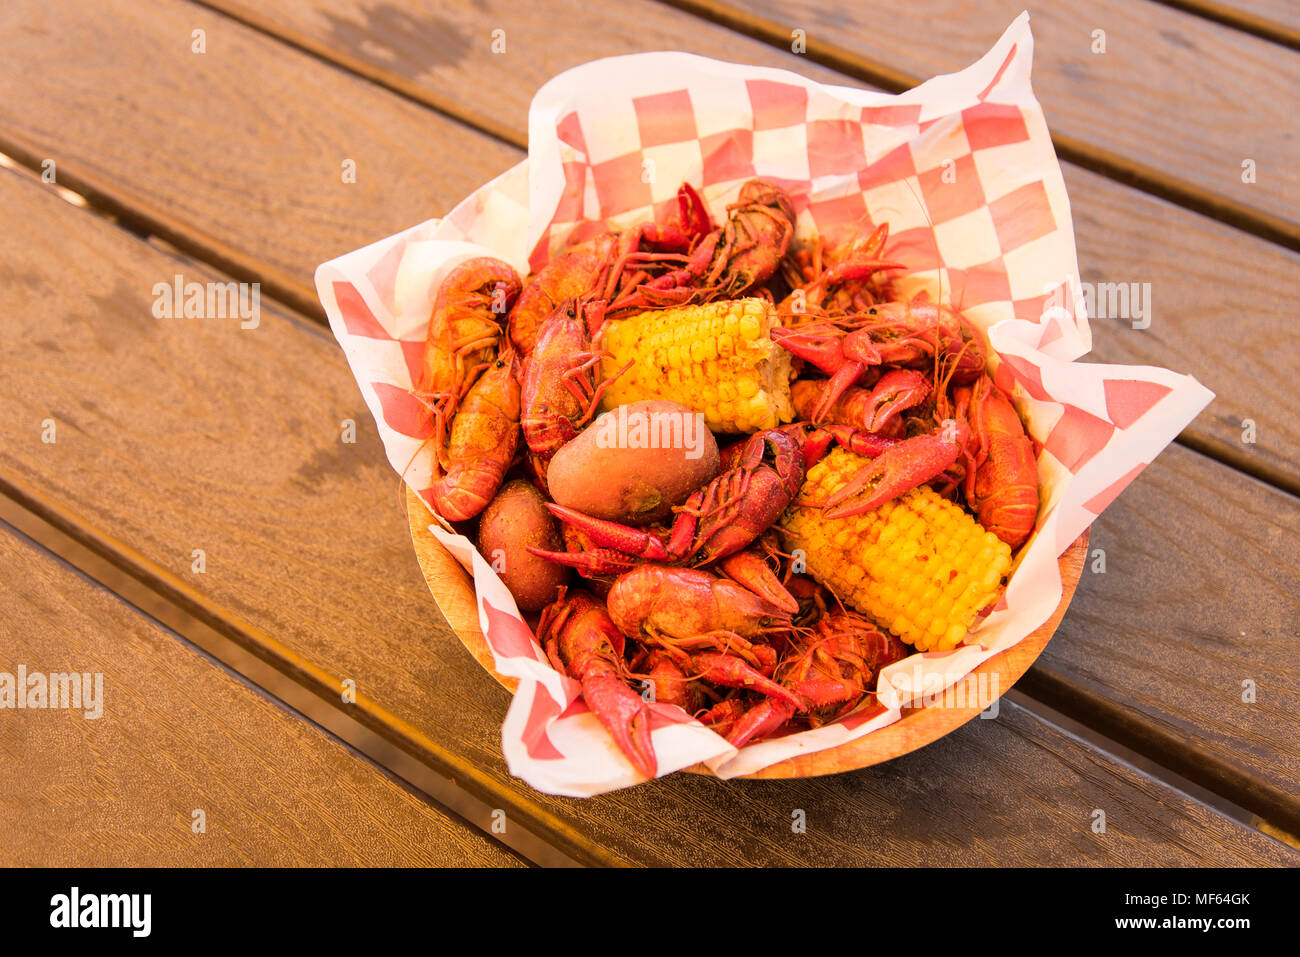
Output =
[{"x1": 415, "y1": 179, "x2": 1040, "y2": 779}]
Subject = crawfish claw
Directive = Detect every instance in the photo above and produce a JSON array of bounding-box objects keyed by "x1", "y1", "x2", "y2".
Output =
[
  {"x1": 694, "y1": 653, "x2": 806, "y2": 712},
  {"x1": 822, "y1": 421, "x2": 967, "y2": 519},
  {"x1": 726, "y1": 699, "x2": 797, "y2": 748},
  {"x1": 581, "y1": 673, "x2": 658, "y2": 779},
  {"x1": 715, "y1": 550, "x2": 799, "y2": 614}
]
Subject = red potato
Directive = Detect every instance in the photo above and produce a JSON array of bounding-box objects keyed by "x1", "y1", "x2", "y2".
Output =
[
  {"x1": 546, "y1": 400, "x2": 720, "y2": 525},
  {"x1": 478, "y1": 480, "x2": 569, "y2": 611}
]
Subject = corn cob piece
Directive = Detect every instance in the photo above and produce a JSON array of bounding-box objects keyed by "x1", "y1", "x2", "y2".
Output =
[
  {"x1": 781, "y1": 447, "x2": 1013, "y2": 652},
  {"x1": 597, "y1": 298, "x2": 795, "y2": 434}
]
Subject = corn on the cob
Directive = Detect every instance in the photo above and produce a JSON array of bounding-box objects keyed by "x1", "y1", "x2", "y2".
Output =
[
  {"x1": 781, "y1": 447, "x2": 1012, "y2": 652},
  {"x1": 597, "y1": 298, "x2": 795, "y2": 434}
]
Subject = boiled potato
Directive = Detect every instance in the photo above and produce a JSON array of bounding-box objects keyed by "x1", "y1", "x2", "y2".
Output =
[
  {"x1": 547, "y1": 400, "x2": 720, "y2": 525},
  {"x1": 478, "y1": 480, "x2": 569, "y2": 611}
]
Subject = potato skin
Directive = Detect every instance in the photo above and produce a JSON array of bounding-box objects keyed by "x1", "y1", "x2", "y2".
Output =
[
  {"x1": 478, "y1": 480, "x2": 569, "y2": 611},
  {"x1": 547, "y1": 400, "x2": 720, "y2": 525}
]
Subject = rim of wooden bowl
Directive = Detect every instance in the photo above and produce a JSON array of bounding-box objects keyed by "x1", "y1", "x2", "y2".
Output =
[{"x1": 405, "y1": 485, "x2": 1088, "y2": 780}]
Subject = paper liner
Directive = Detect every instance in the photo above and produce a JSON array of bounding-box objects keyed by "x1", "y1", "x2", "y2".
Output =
[{"x1": 316, "y1": 13, "x2": 1213, "y2": 796}]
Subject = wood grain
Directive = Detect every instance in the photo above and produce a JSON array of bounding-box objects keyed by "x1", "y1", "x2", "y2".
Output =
[
  {"x1": 1062, "y1": 162, "x2": 1300, "y2": 494},
  {"x1": 0, "y1": 523, "x2": 521, "y2": 867},
  {"x1": 1, "y1": 168, "x2": 1295, "y2": 864},
  {"x1": 148, "y1": 0, "x2": 1300, "y2": 483},
  {"x1": 406, "y1": 486, "x2": 1088, "y2": 778},
  {"x1": 1155, "y1": 0, "x2": 1300, "y2": 46},
  {"x1": 0, "y1": 0, "x2": 521, "y2": 318}
]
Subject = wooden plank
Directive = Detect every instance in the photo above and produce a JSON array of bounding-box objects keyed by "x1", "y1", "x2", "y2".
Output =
[
  {"x1": 1026, "y1": 442, "x2": 1300, "y2": 834},
  {"x1": 1, "y1": 168, "x2": 1295, "y2": 865},
  {"x1": 0, "y1": 523, "x2": 522, "y2": 867},
  {"x1": 1062, "y1": 163, "x2": 1300, "y2": 496},
  {"x1": 0, "y1": 0, "x2": 521, "y2": 320},
  {"x1": 73, "y1": 0, "x2": 1296, "y2": 486}
]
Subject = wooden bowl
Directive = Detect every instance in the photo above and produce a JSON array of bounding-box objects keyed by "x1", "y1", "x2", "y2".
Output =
[{"x1": 406, "y1": 485, "x2": 1088, "y2": 778}]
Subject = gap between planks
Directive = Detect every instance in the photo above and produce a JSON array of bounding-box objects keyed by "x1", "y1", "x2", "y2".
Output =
[
  {"x1": 0, "y1": 477, "x2": 603, "y2": 869},
  {"x1": 1149, "y1": 0, "x2": 1300, "y2": 51}
]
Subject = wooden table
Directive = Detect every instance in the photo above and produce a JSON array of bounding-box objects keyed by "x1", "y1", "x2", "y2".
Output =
[{"x1": 1, "y1": 0, "x2": 1296, "y2": 867}]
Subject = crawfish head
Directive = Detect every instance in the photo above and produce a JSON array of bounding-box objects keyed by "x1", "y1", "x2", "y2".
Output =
[
  {"x1": 520, "y1": 298, "x2": 607, "y2": 458},
  {"x1": 419, "y1": 257, "x2": 521, "y2": 442},
  {"x1": 711, "y1": 179, "x2": 797, "y2": 295},
  {"x1": 606, "y1": 565, "x2": 792, "y2": 642},
  {"x1": 508, "y1": 233, "x2": 617, "y2": 354}
]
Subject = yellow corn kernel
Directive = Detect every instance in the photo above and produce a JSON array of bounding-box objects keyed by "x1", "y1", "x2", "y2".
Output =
[
  {"x1": 780, "y1": 447, "x2": 1013, "y2": 651},
  {"x1": 597, "y1": 299, "x2": 795, "y2": 433}
]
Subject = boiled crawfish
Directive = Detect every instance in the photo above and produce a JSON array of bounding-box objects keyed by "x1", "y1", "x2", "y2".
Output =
[
  {"x1": 508, "y1": 183, "x2": 712, "y2": 353},
  {"x1": 520, "y1": 298, "x2": 628, "y2": 468},
  {"x1": 779, "y1": 222, "x2": 903, "y2": 318},
  {"x1": 777, "y1": 611, "x2": 908, "y2": 728},
  {"x1": 537, "y1": 588, "x2": 657, "y2": 778},
  {"x1": 602, "y1": 179, "x2": 798, "y2": 317},
  {"x1": 608, "y1": 565, "x2": 804, "y2": 725},
  {"x1": 788, "y1": 419, "x2": 971, "y2": 520},
  {"x1": 773, "y1": 299, "x2": 984, "y2": 413},
  {"x1": 953, "y1": 377, "x2": 1039, "y2": 548},
  {"x1": 427, "y1": 348, "x2": 522, "y2": 522},
  {"x1": 418, "y1": 257, "x2": 521, "y2": 450},
  {"x1": 791, "y1": 368, "x2": 931, "y2": 431}
]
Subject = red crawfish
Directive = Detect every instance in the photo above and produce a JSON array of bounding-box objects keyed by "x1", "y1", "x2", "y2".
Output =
[
  {"x1": 776, "y1": 611, "x2": 908, "y2": 729},
  {"x1": 789, "y1": 419, "x2": 972, "y2": 520},
  {"x1": 608, "y1": 179, "x2": 799, "y2": 316},
  {"x1": 427, "y1": 348, "x2": 522, "y2": 522},
  {"x1": 606, "y1": 565, "x2": 804, "y2": 721},
  {"x1": 519, "y1": 298, "x2": 629, "y2": 467},
  {"x1": 418, "y1": 257, "x2": 521, "y2": 453},
  {"x1": 792, "y1": 368, "x2": 931, "y2": 431},
  {"x1": 536, "y1": 588, "x2": 657, "y2": 779},
  {"x1": 953, "y1": 377, "x2": 1039, "y2": 549},
  {"x1": 779, "y1": 222, "x2": 903, "y2": 318},
  {"x1": 771, "y1": 297, "x2": 985, "y2": 419},
  {"x1": 508, "y1": 183, "x2": 712, "y2": 353}
]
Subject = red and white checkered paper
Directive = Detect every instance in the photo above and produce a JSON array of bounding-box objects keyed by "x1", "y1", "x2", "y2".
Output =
[{"x1": 315, "y1": 14, "x2": 1213, "y2": 796}]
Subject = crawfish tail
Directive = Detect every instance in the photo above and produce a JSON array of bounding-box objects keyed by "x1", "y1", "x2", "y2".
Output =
[{"x1": 429, "y1": 351, "x2": 521, "y2": 522}]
